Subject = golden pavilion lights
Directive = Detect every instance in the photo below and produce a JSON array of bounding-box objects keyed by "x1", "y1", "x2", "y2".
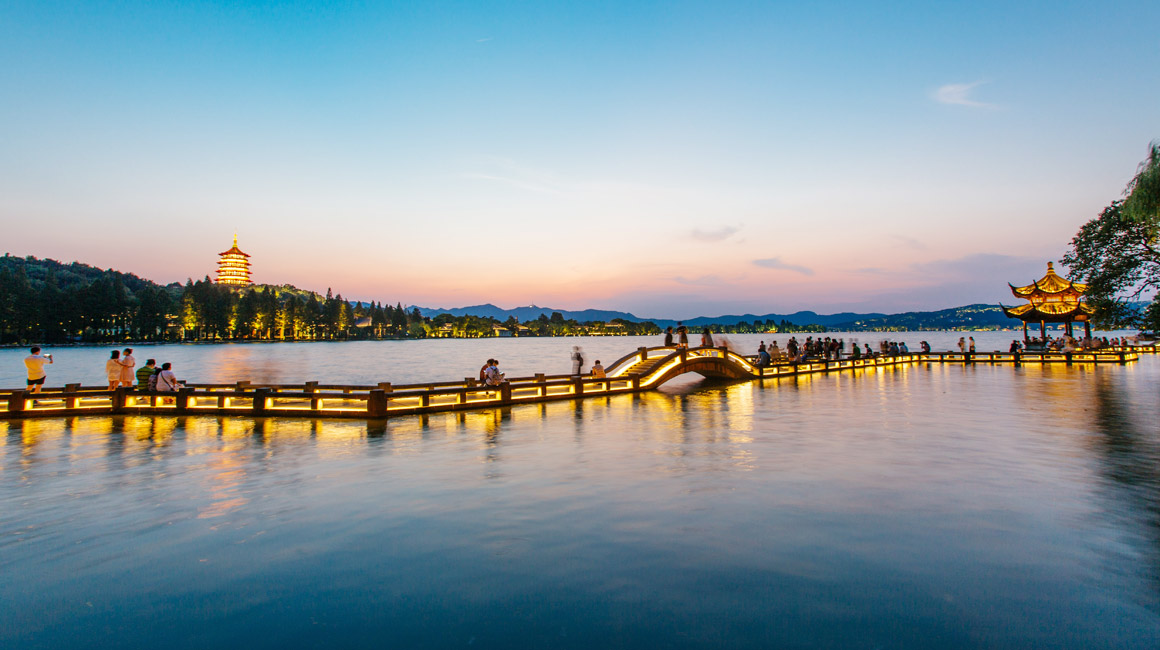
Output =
[
  {"x1": 1002, "y1": 262, "x2": 1095, "y2": 341},
  {"x1": 216, "y1": 234, "x2": 253, "y2": 286}
]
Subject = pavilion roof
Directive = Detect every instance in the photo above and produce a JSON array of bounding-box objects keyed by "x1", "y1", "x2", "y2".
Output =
[
  {"x1": 1001, "y1": 301, "x2": 1095, "y2": 323},
  {"x1": 1009, "y1": 262, "x2": 1086, "y2": 298}
]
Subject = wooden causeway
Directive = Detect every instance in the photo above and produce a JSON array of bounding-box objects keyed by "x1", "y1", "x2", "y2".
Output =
[{"x1": 2, "y1": 344, "x2": 1153, "y2": 421}]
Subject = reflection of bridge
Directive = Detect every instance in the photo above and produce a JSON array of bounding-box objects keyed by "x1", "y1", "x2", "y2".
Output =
[{"x1": 2, "y1": 344, "x2": 1154, "y2": 421}]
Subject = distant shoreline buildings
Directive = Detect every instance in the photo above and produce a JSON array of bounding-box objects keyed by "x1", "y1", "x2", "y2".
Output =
[{"x1": 216, "y1": 234, "x2": 252, "y2": 286}]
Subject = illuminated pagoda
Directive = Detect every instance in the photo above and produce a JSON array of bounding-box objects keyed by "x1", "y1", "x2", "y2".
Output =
[
  {"x1": 1002, "y1": 262, "x2": 1094, "y2": 342},
  {"x1": 215, "y1": 234, "x2": 253, "y2": 286}
]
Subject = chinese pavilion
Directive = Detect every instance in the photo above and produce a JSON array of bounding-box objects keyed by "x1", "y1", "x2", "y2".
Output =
[
  {"x1": 215, "y1": 234, "x2": 253, "y2": 286},
  {"x1": 1002, "y1": 262, "x2": 1094, "y2": 341}
]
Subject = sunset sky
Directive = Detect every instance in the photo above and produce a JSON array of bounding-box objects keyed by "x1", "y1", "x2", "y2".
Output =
[{"x1": 2, "y1": 1, "x2": 1158, "y2": 318}]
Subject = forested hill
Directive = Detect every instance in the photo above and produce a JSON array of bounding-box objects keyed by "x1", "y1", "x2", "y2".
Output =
[{"x1": 0, "y1": 254, "x2": 177, "y2": 294}]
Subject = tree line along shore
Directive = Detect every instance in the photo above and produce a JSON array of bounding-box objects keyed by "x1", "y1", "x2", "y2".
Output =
[{"x1": 0, "y1": 258, "x2": 835, "y2": 345}]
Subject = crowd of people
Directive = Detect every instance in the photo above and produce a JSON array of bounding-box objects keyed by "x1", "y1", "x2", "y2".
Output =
[
  {"x1": 21, "y1": 346, "x2": 182, "y2": 394},
  {"x1": 1022, "y1": 334, "x2": 1131, "y2": 353}
]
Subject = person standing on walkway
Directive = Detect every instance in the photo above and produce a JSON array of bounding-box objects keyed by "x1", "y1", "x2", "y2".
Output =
[
  {"x1": 106, "y1": 350, "x2": 125, "y2": 389},
  {"x1": 24, "y1": 347, "x2": 53, "y2": 394},
  {"x1": 957, "y1": 337, "x2": 966, "y2": 353},
  {"x1": 136, "y1": 359, "x2": 157, "y2": 389},
  {"x1": 969, "y1": 336, "x2": 976, "y2": 353},
  {"x1": 701, "y1": 328, "x2": 714, "y2": 348},
  {"x1": 676, "y1": 322, "x2": 689, "y2": 348},
  {"x1": 571, "y1": 346, "x2": 585, "y2": 376},
  {"x1": 119, "y1": 348, "x2": 136, "y2": 388}
]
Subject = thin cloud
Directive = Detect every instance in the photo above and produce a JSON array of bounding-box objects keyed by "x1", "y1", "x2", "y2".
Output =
[
  {"x1": 476, "y1": 37, "x2": 492, "y2": 43},
  {"x1": 674, "y1": 275, "x2": 725, "y2": 286},
  {"x1": 933, "y1": 81, "x2": 997, "y2": 109},
  {"x1": 753, "y1": 258, "x2": 813, "y2": 275},
  {"x1": 689, "y1": 226, "x2": 740, "y2": 242}
]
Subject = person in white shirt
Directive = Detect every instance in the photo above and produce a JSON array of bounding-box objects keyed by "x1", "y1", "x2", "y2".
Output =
[
  {"x1": 24, "y1": 346, "x2": 53, "y2": 394},
  {"x1": 155, "y1": 363, "x2": 179, "y2": 392},
  {"x1": 119, "y1": 348, "x2": 136, "y2": 388},
  {"x1": 106, "y1": 350, "x2": 125, "y2": 389}
]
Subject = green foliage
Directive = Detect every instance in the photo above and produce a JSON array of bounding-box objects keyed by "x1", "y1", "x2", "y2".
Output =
[
  {"x1": 1123, "y1": 142, "x2": 1160, "y2": 224},
  {"x1": 1061, "y1": 143, "x2": 1160, "y2": 328}
]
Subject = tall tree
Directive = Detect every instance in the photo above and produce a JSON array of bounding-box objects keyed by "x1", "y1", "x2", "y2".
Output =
[{"x1": 1062, "y1": 143, "x2": 1160, "y2": 329}]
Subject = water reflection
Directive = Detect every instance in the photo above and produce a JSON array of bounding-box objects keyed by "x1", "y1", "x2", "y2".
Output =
[
  {"x1": 1091, "y1": 371, "x2": 1160, "y2": 610},
  {"x1": 3, "y1": 359, "x2": 1160, "y2": 648}
]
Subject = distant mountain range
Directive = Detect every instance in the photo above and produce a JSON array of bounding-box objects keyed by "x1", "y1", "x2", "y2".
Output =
[{"x1": 413, "y1": 303, "x2": 1028, "y2": 331}]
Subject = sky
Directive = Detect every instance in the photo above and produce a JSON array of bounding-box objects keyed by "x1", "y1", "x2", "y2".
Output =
[{"x1": 1, "y1": 1, "x2": 1157, "y2": 319}]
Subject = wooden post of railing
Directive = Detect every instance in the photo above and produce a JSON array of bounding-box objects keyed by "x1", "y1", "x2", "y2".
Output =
[
  {"x1": 637, "y1": 346, "x2": 647, "y2": 362},
  {"x1": 237, "y1": 380, "x2": 251, "y2": 390},
  {"x1": 574, "y1": 377, "x2": 585, "y2": 396},
  {"x1": 1064, "y1": 351, "x2": 1073, "y2": 366},
  {"x1": 65, "y1": 383, "x2": 80, "y2": 409},
  {"x1": 500, "y1": 382, "x2": 512, "y2": 404},
  {"x1": 630, "y1": 373, "x2": 641, "y2": 391},
  {"x1": 111, "y1": 387, "x2": 126, "y2": 414},
  {"x1": 305, "y1": 381, "x2": 318, "y2": 392},
  {"x1": 7, "y1": 390, "x2": 27, "y2": 416},
  {"x1": 1012, "y1": 350, "x2": 1021, "y2": 367},
  {"x1": 306, "y1": 381, "x2": 320, "y2": 410},
  {"x1": 1119, "y1": 351, "x2": 1127, "y2": 365},
  {"x1": 367, "y1": 389, "x2": 387, "y2": 417},
  {"x1": 175, "y1": 388, "x2": 190, "y2": 414},
  {"x1": 252, "y1": 388, "x2": 271, "y2": 416},
  {"x1": 680, "y1": 348, "x2": 687, "y2": 363},
  {"x1": 378, "y1": 382, "x2": 392, "y2": 393}
]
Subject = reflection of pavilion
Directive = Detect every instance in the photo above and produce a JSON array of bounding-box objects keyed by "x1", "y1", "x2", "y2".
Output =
[{"x1": 1002, "y1": 262, "x2": 1095, "y2": 341}]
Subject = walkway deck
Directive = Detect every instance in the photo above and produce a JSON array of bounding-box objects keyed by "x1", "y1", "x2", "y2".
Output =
[{"x1": 2, "y1": 345, "x2": 1153, "y2": 421}]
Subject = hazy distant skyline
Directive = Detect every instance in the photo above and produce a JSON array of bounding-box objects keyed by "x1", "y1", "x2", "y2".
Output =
[{"x1": 2, "y1": 1, "x2": 1157, "y2": 319}]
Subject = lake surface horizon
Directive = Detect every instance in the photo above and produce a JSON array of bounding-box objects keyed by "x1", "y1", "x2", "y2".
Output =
[{"x1": 2, "y1": 335, "x2": 1158, "y2": 648}]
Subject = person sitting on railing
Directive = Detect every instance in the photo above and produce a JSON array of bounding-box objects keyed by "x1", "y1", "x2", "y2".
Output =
[
  {"x1": 920, "y1": 341, "x2": 931, "y2": 354},
  {"x1": 136, "y1": 359, "x2": 157, "y2": 389},
  {"x1": 664, "y1": 326, "x2": 674, "y2": 347},
  {"x1": 701, "y1": 328, "x2": 714, "y2": 348},
  {"x1": 756, "y1": 346, "x2": 771, "y2": 367},
  {"x1": 479, "y1": 359, "x2": 493, "y2": 385},
  {"x1": 851, "y1": 344, "x2": 861, "y2": 360},
  {"x1": 591, "y1": 361, "x2": 606, "y2": 378},
  {"x1": 484, "y1": 360, "x2": 506, "y2": 387},
  {"x1": 155, "y1": 363, "x2": 179, "y2": 392},
  {"x1": 769, "y1": 341, "x2": 783, "y2": 362},
  {"x1": 1009, "y1": 340, "x2": 1021, "y2": 354},
  {"x1": 899, "y1": 342, "x2": 909, "y2": 355},
  {"x1": 676, "y1": 322, "x2": 689, "y2": 348}
]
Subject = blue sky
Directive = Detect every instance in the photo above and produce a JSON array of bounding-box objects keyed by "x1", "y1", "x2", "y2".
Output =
[{"x1": 2, "y1": 1, "x2": 1157, "y2": 317}]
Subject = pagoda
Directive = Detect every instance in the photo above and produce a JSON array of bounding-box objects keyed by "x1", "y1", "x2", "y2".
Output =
[
  {"x1": 215, "y1": 234, "x2": 253, "y2": 286},
  {"x1": 1002, "y1": 262, "x2": 1094, "y2": 341}
]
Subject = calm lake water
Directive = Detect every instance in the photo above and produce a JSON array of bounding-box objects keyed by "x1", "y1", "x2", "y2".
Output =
[{"x1": 3, "y1": 334, "x2": 1159, "y2": 648}]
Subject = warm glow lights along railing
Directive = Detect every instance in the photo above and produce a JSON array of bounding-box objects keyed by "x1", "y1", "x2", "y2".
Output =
[{"x1": 1, "y1": 345, "x2": 1152, "y2": 421}]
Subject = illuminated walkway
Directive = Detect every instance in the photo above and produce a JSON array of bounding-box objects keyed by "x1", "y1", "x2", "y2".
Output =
[{"x1": 1, "y1": 345, "x2": 1153, "y2": 421}]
